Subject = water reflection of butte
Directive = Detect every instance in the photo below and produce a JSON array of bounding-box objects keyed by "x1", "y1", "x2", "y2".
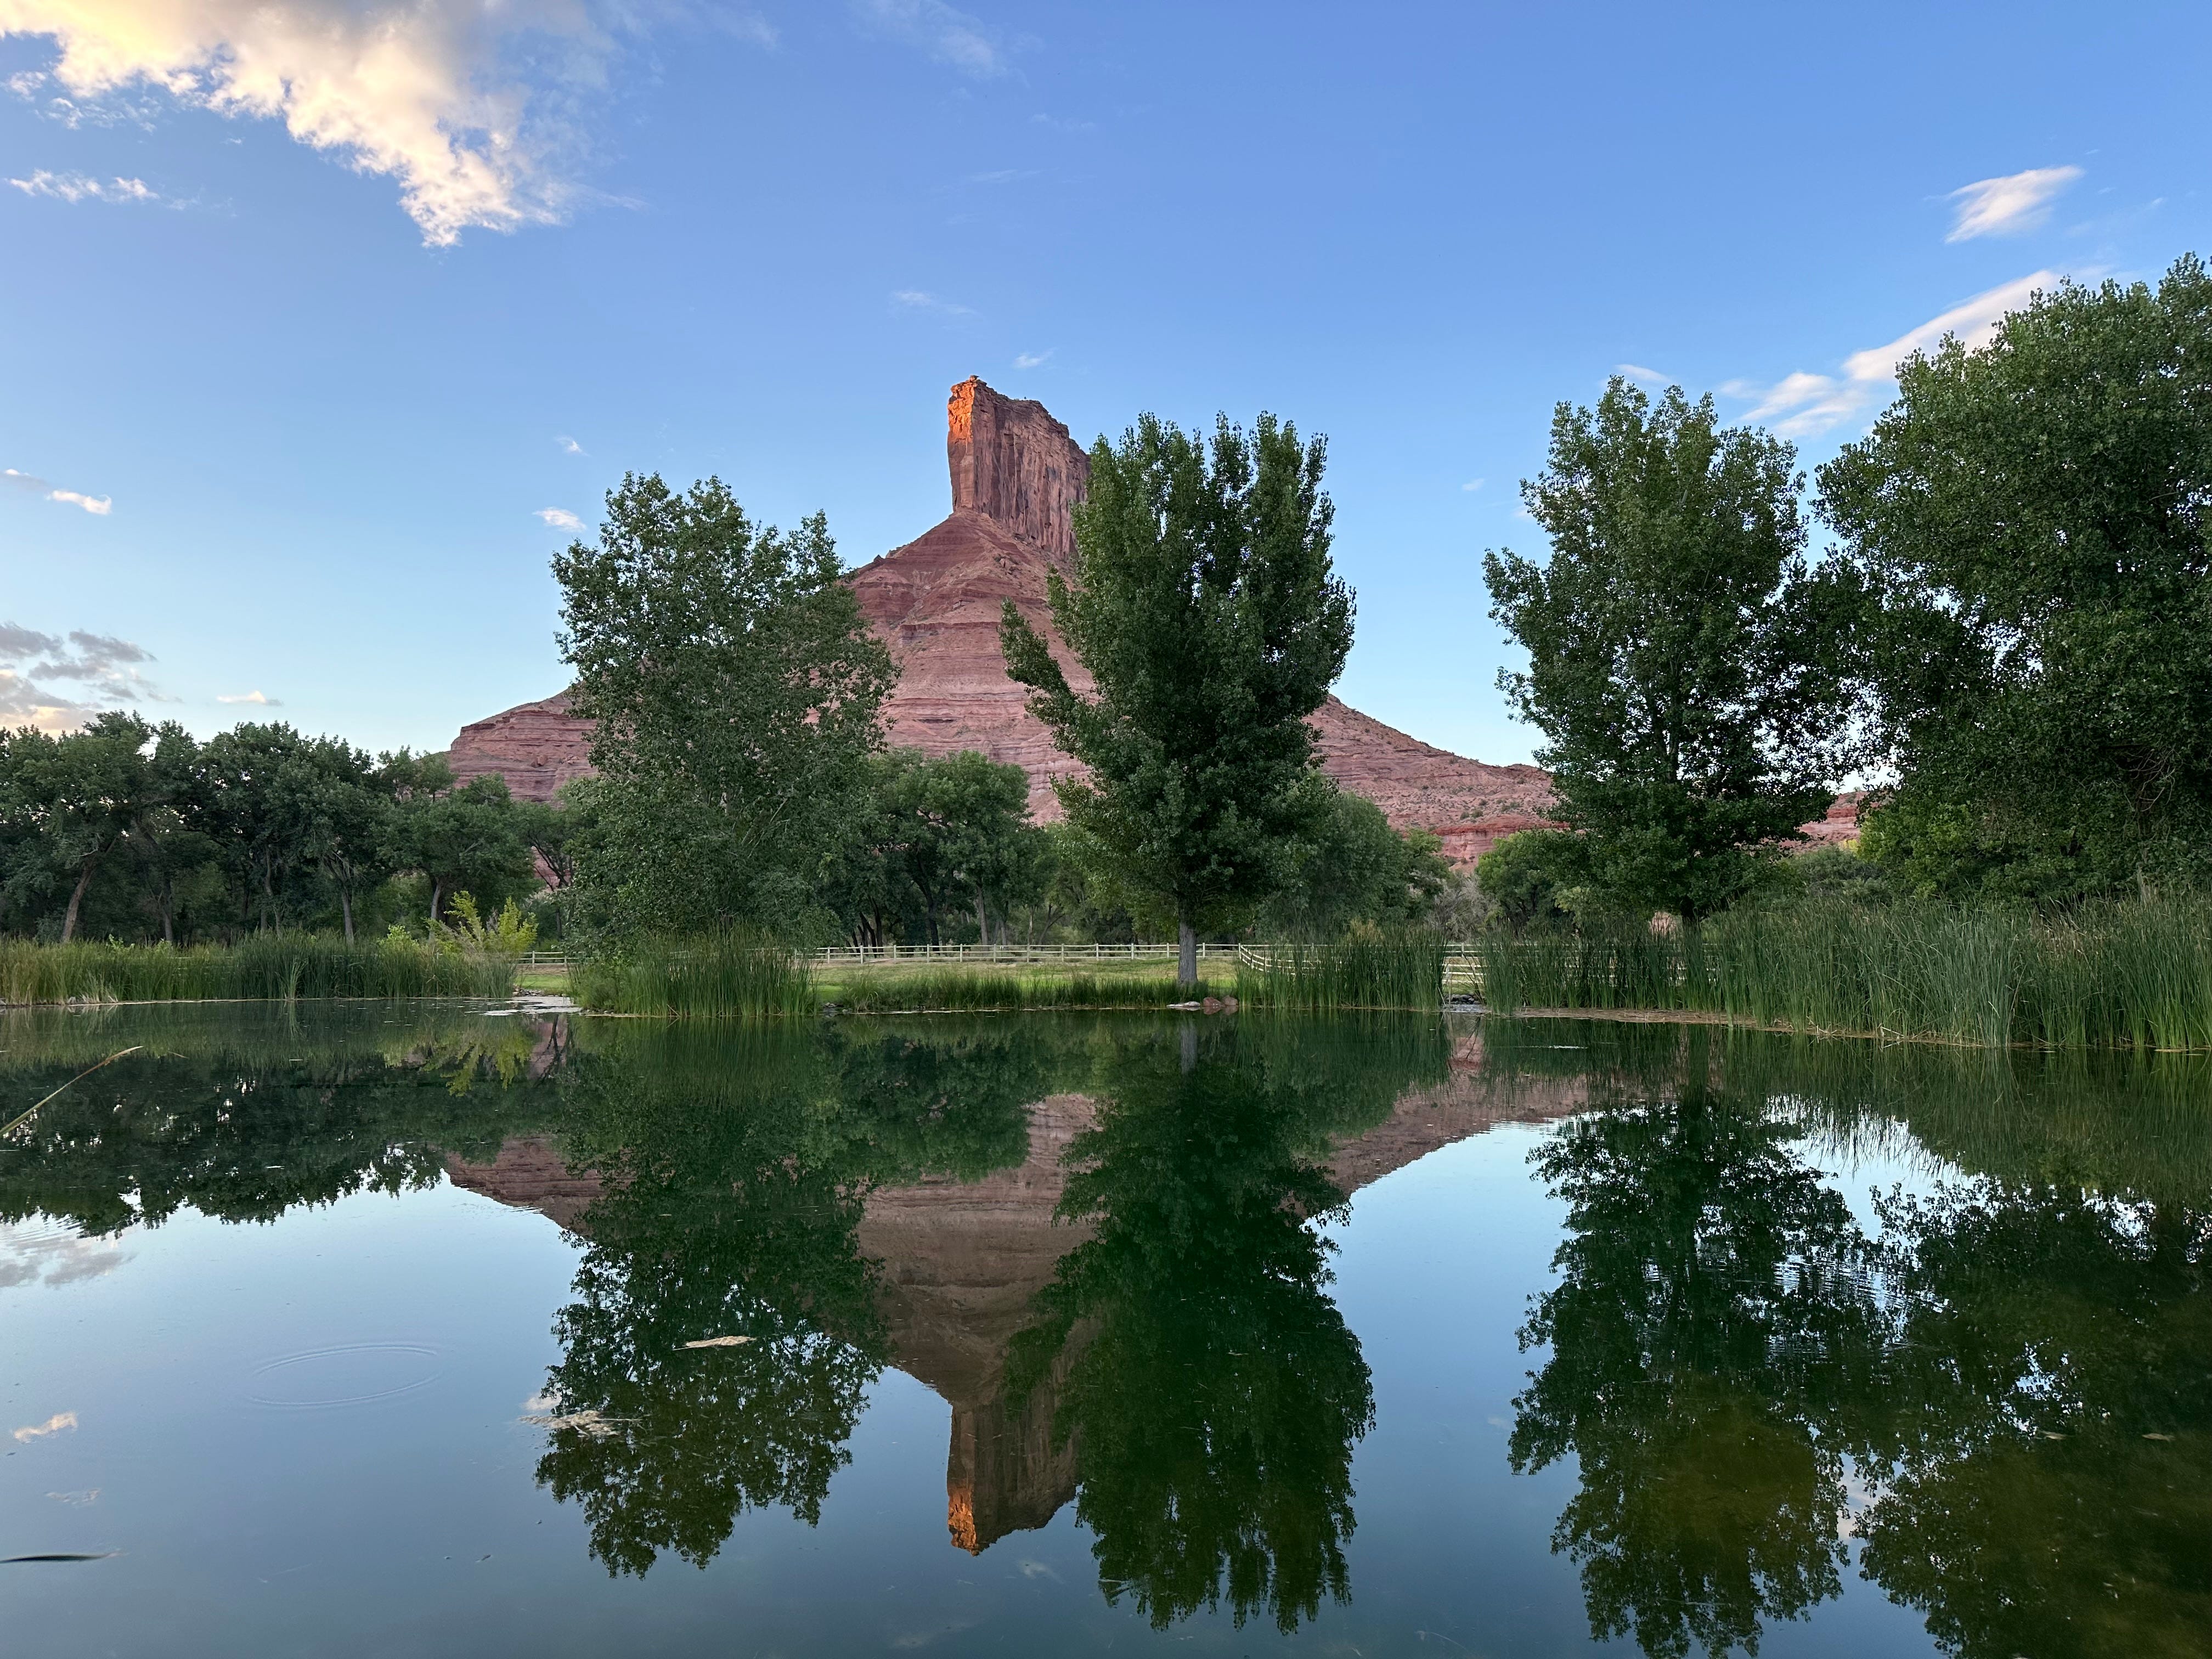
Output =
[{"x1": 446, "y1": 1032, "x2": 1584, "y2": 1558}]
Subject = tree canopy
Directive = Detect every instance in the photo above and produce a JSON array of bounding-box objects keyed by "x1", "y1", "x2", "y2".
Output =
[
  {"x1": 1820, "y1": 256, "x2": 2212, "y2": 899},
  {"x1": 1485, "y1": 380, "x2": 1856, "y2": 923},
  {"x1": 556, "y1": 473, "x2": 896, "y2": 940},
  {"x1": 1002, "y1": 412, "x2": 1354, "y2": 981}
]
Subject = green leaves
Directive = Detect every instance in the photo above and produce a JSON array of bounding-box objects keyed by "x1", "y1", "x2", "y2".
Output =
[
  {"x1": 1000, "y1": 411, "x2": 1354, "y2": 940},
  {"x1": 555, "y1": 474, "x2": 895, "y2": 940},
  {"x1": 1820, "y1": 256, "x2": 2212, "y2": 898},
  {"x1": 1485, "y1": 379, "x2": 1850, "y2": 922}
]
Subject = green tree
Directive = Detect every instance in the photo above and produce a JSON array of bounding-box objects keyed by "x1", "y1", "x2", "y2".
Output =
[
  {"x1": 1257, "y1": 787, "x2": 1449, "y2": 937},
  {"x1": 0, "y1": 710, "x2": 159, "y2": 941},
  {"x1": 386, "y1": 763, "x2": 534, "y2": 925},
  {"x1": 1819, "y1": 257, "x2": 2212, "y2": 899},
  {"x1": 555, "y1": 475, "x2": 895, "y2": 939},
  {"x1": 1485, "y1": 380, "x2": 1854, "y2": 923},
  {"x1": 285, "y1": 735, "x2": 392, "y2": 942},
  {"x1": 1002, "y1": 413, "x2": 1354, "y2": 984},
  {"x1": 1477, "y1": 827, "x2": 1588, "y2": 935}
]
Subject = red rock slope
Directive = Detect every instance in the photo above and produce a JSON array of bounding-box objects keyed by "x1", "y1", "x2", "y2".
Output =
[{"x1": 448, "y1": 377, "x2": 1557, "y2": 857}]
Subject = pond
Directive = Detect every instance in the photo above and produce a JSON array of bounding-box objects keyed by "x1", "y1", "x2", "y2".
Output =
[{"x1": 1, "y1": 1003, "x2": 2205, "y2": 1657}]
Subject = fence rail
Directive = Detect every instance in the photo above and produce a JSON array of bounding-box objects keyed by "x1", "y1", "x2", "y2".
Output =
[{"x1": 809, "y1": 941, "x2": 1239, "y2": 966}]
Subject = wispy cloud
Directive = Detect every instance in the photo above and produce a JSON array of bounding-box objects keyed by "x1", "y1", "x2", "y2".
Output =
[
  {"x1": 1012, "y1": 349, "x2": 1050, "y2": 369},
  {"x1": 1947, "y1": 166, "x2": 2083, "y2": 242},
  {"x1": 535, "y1": 506, "x2": 583, "y2": 528},
  {"x1": 216, "y1": 689, "x2": 278, "y2": 705},
  {"x1": 554, "y1": 435, "x2": 585, "y2": 456},
  {"x1": 0, "y1": 0, "x2": 642, "y2": 246},
  {"x1": 3, "y1": 467, "x2": 111, "y2": 514},
  {"x1": 12, "y1": 1412, "x2": 77, "y2": 1442},
  {"x1": 892, "y1": 289, "x2": 974, "y2": 317},
  {"x1": 1462, "y1": 478, "x2": 1485, "y2": 493},
  {"x1": 1722, "y1": 271, "x2": 2059, "y2": 437},
  {"x1": 1615, "y1": 363, "x2": 1671, "y2": 385},
  {"x1": 0, "y1": 622, "x2": 160, "y2": 730},
  {"x1": 852, "y1": 0, "x2": 1006, "y2": 76},
  {"x1": 8, "y1": 168, "x2": 159, "y2": 204}
]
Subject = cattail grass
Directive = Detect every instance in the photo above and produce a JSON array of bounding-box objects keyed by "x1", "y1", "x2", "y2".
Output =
[
  {"x1": 0, "y1": 937, "x2": 512, "y2": 1006},
  {"x1": 1475, "y1": 893, "x2": 2212, "y2": 1050},
  {"x1": 572, "y1": 932, "x2": 815, "y2": 1018},
  {"x1": 1236, "y1": 934, "x2": 1446, "y2": 1012}
]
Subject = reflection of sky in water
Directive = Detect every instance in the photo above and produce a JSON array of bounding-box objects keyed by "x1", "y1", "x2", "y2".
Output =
[{"x1": 0, "y1": 1217, "x2": 132, "y2": 1290}]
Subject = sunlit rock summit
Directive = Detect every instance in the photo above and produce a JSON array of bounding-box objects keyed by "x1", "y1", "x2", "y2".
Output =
[{"x1": 449, "y1": 377, "x2": 1557, "y2": 860}]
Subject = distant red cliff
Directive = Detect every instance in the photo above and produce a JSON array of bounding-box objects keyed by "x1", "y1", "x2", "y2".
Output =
[{"x1": 448, "y1": 377, "x2": 1852, "y2": 862}]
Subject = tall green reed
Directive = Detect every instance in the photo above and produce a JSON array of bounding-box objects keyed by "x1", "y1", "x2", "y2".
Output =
[
  {"x1": 571, "y1": 933, "x2": 816, "y2": 1018},
  {"x1": 0, "y1": 937, "x2": 511, "y2": 1005},
  {"x1": 1235, "y1": 934, "x2": 1445, "y2": 1011}
]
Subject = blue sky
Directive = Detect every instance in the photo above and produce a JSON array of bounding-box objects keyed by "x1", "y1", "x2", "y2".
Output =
[{"x1": 2, "y1": 1, "x2": 2205, "y2": 766}]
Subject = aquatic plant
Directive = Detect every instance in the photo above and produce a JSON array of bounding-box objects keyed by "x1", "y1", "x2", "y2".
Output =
[
  {"x1": 1234, "y1": 934, "x2": 1446, "y2": 1012},
  {"x1": 0, "y1": 936, "x2": 512, "y2": 1006},
  {"x1": 571, "y1": 932, "x2": 816, "y2": 1019}
]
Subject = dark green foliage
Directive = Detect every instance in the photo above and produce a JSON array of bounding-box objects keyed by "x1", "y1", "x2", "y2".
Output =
[
  {"x1": 555, "y1": 474, "x2": 895, "y2": 940},
  {"x1": 817, "y1": 748, "x2": 1046, "y2": 946},
  {"x1": 1007, "y1": 1020, "x2": 1449, "y2": 1631},
  {"x1": 1820, "y1": 256, "x2": 2212, "y2": 901},
  {"x1": 1476, "y1": 828, "x2": 1588, "y2": 934},
  {"x1": 1002, "y1": 411, "x2": 1354, "y2": 980},
  {"x1": 1257, "y1": 789, "x2": 1449, "y2": 937},
  {"x1": 1511, "y1": 1062, "x2": 1886, "y2": 1659},
  {"x1": 1485, "y1": 379, "x2": 1854, "y2": 922}
]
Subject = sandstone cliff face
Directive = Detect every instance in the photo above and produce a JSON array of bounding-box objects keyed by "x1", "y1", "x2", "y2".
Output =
[{"x1": 445, "y1": 377, "x2": 1559, "y2": 846}]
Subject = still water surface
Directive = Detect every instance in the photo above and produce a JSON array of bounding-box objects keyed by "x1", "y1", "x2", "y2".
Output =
[{"x1": 1, "y1": 1005, "x2": 2205, "y2": 1656}]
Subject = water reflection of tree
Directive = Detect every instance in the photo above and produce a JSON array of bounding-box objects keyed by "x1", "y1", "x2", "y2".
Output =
[
  {"x1": 1502, "y1": 1020, "x2": 2212, "y2": 1659},
  {"x1": 1858, "y1": 1181, "x2": 2212, "y2": 1659},
  {"x1": 534, "y1": 1022, "x2": 1051, "y2": 1576},
  {"x1": 1011, "y1": 1019, "x2": 1448, "y2": 1634},
  {"x1": 1509, "y1": 1044, "x2": 1888, "y2": 1659}
]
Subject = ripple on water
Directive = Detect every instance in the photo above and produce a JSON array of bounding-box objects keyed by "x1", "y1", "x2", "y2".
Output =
[{"x1": 246, "y1": 1343, "x2": 445, "y2": 1409}]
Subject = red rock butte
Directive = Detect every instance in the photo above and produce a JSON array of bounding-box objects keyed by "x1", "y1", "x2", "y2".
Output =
[{"x1": 452, "y1": 378, "x2": 1864, "y2": 861}]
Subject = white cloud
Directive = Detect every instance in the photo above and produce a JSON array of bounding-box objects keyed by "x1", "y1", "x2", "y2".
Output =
[
  {"x1": 216, "y1": 689, "x2": 277, "y2": 704},
  {"x1": 1615, "y1": 363, "x2": 1670, "y2": 385},
  {"x1": 1012, "y1": 349, "x2": 1050, "y2": 369},
  {"x1": 0, "y1": 621, "x2": 160, "y2": 729},
  {"x1": 1948, "y1": 166, "x2": 2083, "y2": 242},
  {"x1": 852, "y1": 0, "x2": 1005, "y2": 77},
  {"x1": 0, "y1": 0, "x2": 629, "y2": 246},
  {"x1": 1462, "y1": 478, "x2": 1485, "y2": 493},
  {"x1": 555, "y1": 435, "x2": 584, "y2": 455},
  {"x1": 3, "y1": 466, "x2": 112, "y2": 513},
  {"x1": 12, "y1": 1411, "x2": 78, "y2": 1442},
  {"x1": 0, "y1": 1220, "x2": 129, "y2": 1290},
  {"x1": 535, "y1": 506, "x2": 583, "y2": 528},
  {"x1": 1724, "y1": 271, "x2": 2059, "y2": 437},
  {"x1": 891, "y1": 288, "x2": 974, "y2": 316},
  {"x1": 8, "y1": 168, "x2": 157, "y2": 203}
]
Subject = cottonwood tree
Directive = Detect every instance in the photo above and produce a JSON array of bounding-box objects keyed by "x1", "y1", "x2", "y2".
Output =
[
  {"x1": 557, "y1": 475, "x2": 895, "y2": 939},
  {"x1": 1485, "y1": 379, "x2": 1857, "y2": 924},
  {"x1": 1819, "y1": 257, "x2": 2212, "y2": 899},
  {"x1": 0, "y1": 712, "x2": 160, "y2": 941},
  {"x1": 1002, "y1": 413, "x2": 1353, "y2": 985}
]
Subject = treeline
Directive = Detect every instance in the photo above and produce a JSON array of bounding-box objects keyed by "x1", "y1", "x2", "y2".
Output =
[
  {"x1": 0, "y1": 712, "x2": 555, "y2": 945},
  {"x1": 1481, "y1": 254, "x2": 2212, "y2": 924}
]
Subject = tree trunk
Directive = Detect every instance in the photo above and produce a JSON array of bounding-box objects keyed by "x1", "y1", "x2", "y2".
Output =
[
  {"x1": 60, "y1": 855, "x2": 99, "y2": 944},
  {"x1": 340, "y1": 888, "x2": 355, "y2": 944},
  {"x1": 158, "y1": 879, "x2": 175, "y2": 946},
  {"x1": 974, "y1": 889, "x2": 990, "y2": 947},
  {"x1": 429, "y1": 878, "x2": 444, "y2": 926},
  {"x1": 1177, "y1": 915, "x2": 1197, "y2": 989}
]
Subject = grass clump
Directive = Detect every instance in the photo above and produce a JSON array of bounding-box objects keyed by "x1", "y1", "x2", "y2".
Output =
[
  {"x1": 1474, "y1": 892, "x2": 2212, "y2": 1051},
  {"x1": 571, "y1": 933, "x2": 815, "y2": 1018},
  {"x1": 828, "y1": 969, "x2": 1219, "y2": 1014},
  {"x1": 1235, "y1": 934, "x2": 1446, "y2": 1011},
  {"x1": 0, "y1": 936, "x2": 512, "y2": 1006}
]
